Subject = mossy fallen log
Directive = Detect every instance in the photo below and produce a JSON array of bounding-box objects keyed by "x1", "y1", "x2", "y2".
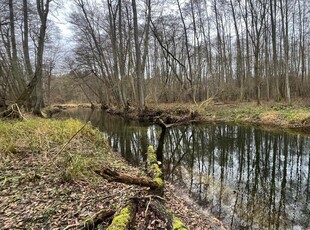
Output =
[
  {"x1": 145, "y1": 146, "x2": 187, "y2": 229},
  {"x1": 92, "y1": 146, "x2": 187, "y2": 230},
  {"x1": 146, "y1": 145, "x2": 164, "y2": 195},
  {"x1": 106, "y1": 202, "x2": 136, "y2": 230}
]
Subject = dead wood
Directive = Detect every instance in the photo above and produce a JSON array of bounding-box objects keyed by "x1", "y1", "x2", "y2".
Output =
[
  {"x1": 81, "y1": 209, "x2": 115, "y2": 230},
  {"x1": 134, "y1": 196, "x2": 174, "y2": 230},
  {"x1": 68, "y1": 145, "x2": 187, "y2": 230},
  {"x1": 155, "y1": 117, "x2": 198, "y2": 129},
  {"x1": 94, "y1": 167, "x2": 160, "y2": 189},
  {"x1": 64, "y1": 209, "x2": 115, "y2": 230},
  {"x1": 0, "y1": 103, "x2": 26, "y2": 119},
  {"x1": 106, "y1": 200, "x2": 137, "y2": 230},
  {"x1": 131, "y1": 195, "x2": 188, "y2": 230}
]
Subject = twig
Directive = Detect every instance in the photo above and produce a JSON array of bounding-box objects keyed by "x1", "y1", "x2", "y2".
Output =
[
  {"x1": 44, "y1": 121, "x2": 90, "y2": 167},
  {"x1": 0, "y1": 103, "x2": 26, "y2": 120},
  {"x1": 13, "y1": 104, "x2": 26, "y2": 120},
  {"x1": 145, "y1": 196, "x2": 151, "y2": 216},
  {"x1": 63, "y1": 223, "x2": 79, "y2": 230},
  {"x1": 57, "y1": 121, "x2": 89, "y2": 156},
  {"x1": 144, "y1": 195, "x2": 166, "y2": 201}
]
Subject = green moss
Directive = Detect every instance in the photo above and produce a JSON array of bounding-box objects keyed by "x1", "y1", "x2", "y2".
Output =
[
  {"x1": 150, "y1": 164, "x2": 162, "y2": 178},
  {"x1": 107, "y1": 205, "x2": 133, "y2": 230},
  {"x1": 172, "y1": 216, "x2": 188, "y2": 230},
  {"x1": 153, "y1": 177, "x2": 164, "y2": 187},
  {"x1": 147, "y1": 145, "x2": 157, "y2": 164},
  {"x1": 147, "y1": 145, "x2": 163, "y2": 188}
]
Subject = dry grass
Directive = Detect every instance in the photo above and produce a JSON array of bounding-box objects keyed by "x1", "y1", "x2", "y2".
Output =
[{"x1": 148, "y1": 100, "x2": 310, "y2": 129}]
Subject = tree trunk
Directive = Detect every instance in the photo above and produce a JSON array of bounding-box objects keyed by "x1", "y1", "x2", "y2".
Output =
[
  {"x1": 9, "y1": 0, "x2": 25, "y2": 98},
  {"x1": 280, "y1": 0, "x2": 291, "y2": 105},
  {"x1": 22, "y1": 0, "x2": 33, "y2": 80},
  {"x1": 33, "y1": 0, "x2": 50, "y2": 116},
  {"x1": 270, "y1": 0, "x2": 280, "y2": 101},
  {"x1": 132, "y1": 0, "x2": 145, "y2": 110},
  {"x1": 230, "y1": 0, "x2": 243, "y2": 101}
]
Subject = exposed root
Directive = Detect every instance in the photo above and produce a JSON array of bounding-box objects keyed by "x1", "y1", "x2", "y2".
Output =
[{"x1": 0, "y1": 103, "x2": 26, "y2": 120}]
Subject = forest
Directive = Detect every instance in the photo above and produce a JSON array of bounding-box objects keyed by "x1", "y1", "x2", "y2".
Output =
[
  {"x1": 1, "y1": 1, "x2": 310, "y2": 229},
  {"x1": 0, "y1": 0, "x2": 310, "y2": 114}
]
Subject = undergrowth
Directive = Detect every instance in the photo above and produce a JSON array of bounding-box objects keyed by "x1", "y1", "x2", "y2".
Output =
[{"x1": 0, "y1": 118, "x2": 110, "y2": 184}]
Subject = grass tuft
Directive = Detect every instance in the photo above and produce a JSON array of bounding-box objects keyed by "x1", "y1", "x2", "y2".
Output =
[{"x1": 0, "y1": 118, "x2": 110, "y2": 184}]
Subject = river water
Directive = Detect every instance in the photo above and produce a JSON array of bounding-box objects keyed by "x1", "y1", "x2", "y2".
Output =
[{"x1": 56, "y1": 108, "x2": 310, "y2": 229}]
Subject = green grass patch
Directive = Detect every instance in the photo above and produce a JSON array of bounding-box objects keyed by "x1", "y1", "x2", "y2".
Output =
[{"x1": 0, "y1": 118, "x2": 111, "y2": 184}]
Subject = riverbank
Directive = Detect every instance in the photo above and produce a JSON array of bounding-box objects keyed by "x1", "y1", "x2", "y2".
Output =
[
  {"x1": 0, "y1": 118, "x2": 226, "y2": 229},
  {"x1": 102, "y1": 101, "x2": 310, "y2": 133},
  {"x1": 45, "y1": 101, "x2": 310, "y2": 132}
]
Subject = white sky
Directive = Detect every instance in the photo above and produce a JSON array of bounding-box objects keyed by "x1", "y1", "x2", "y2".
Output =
[{"x1": 50, "y1": 1, "x2": 74, "y2": 40}]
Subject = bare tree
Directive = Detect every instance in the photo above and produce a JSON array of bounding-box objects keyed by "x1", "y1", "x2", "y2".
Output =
[
  {"x1": 63, "y1": 0, "x2": 310, "y2": 106},
  {"x1": 132, "y1": 0, "x2": 145, "y2": 109},
  {"x1": 32, "y1": 0, "x2": 51, "y2": 116},
  {"x1": 280, "y1": 0, "x2": 291, "y2": 105}
]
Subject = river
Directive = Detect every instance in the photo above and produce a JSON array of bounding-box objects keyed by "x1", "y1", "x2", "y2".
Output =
[{"x1": 55, "y1": 107, "x2": 310, "y2": 229}]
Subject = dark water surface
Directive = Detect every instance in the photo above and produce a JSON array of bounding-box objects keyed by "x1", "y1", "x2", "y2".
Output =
[{"x1": 56, "y1": 108, "x2": 310, "y2": 229}]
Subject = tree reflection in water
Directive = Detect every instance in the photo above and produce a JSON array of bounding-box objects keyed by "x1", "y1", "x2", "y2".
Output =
[
  {"x1": 57, "y1": 108, "x2": 310, "y2": 229},
  {"x1": 162, "y1": 125, "x2": 310, "y2": 229}
]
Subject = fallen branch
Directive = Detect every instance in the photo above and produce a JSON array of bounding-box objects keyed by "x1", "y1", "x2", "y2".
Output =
[
  {"x1": 0, "y1": 103, "x2": 26, "y2": 120},
  {"x1": 81, "y1": 209, "x2": 115, "y2": 230},
  {"x1": 63, "y1": 208, "x2": 115, "y2": 230},
  {"x1": 131, "y1": 196, "x2": 188, "y2": 230},
  {"x1": 155, "y1": 117, "x2": 198, "y2": 129},
  {"x1": 56, "y1": 121, "x2": 90, "y2": 156},
  {"x1": 94, "y1": 167, "x2": 160, "y2": 189},
  {"x1": 156, "y1": 117, "x2": 175, "y2": 129}
]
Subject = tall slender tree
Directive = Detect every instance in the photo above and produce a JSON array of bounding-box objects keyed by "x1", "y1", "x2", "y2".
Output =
[{"x1": 132, "y1": 0, "x2": 145, "y2": 109}]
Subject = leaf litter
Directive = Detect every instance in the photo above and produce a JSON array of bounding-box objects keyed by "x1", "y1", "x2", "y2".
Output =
[{"x1": 0, "y1": 118, "x2": 227, "y2": 229}]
